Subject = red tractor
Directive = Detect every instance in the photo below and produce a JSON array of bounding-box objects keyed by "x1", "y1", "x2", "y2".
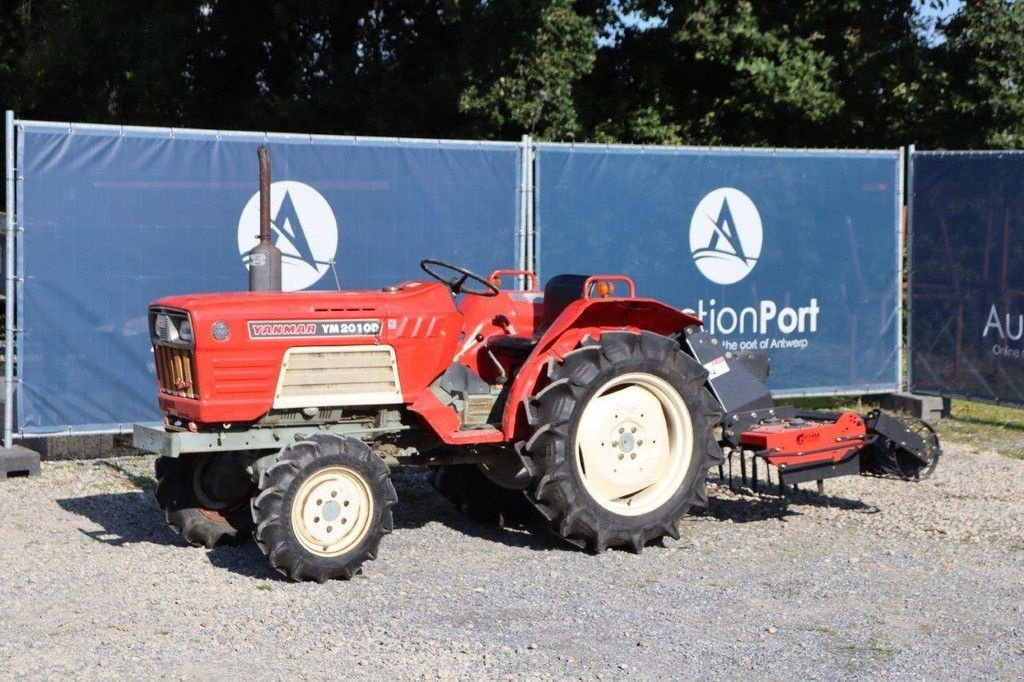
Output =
[{"x1": 134, "y1": 260, "x2": 940, "y2": 582}]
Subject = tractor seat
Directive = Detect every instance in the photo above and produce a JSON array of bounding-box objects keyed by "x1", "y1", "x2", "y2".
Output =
[
  {"x1": 482, "y1": 274, "x2": 590, "y2": 357},
  {"x1": 541, "y1": 274, "x2": 590, "y2": 328}
]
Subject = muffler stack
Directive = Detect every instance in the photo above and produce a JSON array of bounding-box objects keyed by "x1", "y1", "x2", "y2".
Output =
[{"x1": 248, "y1": 145, "x2": 282, "y2": 292}]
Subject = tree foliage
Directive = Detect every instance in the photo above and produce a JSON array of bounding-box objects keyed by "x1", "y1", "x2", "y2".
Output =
[{"x1": 0, "y1": 1, "x2": 1022, "y2": 149}]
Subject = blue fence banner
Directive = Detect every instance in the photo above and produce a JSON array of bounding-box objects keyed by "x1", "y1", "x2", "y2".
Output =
[
  {"x1": 909, "y1": 152, "x2": 1024, "y2": 406},
  {"x1": 536, "y1": 144, "x2": 902, "y2": 395},
  {"x1": 15, "y1": 122, "x2": 521, "y2": 433}
]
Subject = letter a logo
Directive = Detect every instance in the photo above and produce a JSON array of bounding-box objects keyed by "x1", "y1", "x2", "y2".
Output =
[
  {"x1": 689, "y1": 188, "x2": 763, "y2": 285},
  {"x1": 237, "y1": 181, "x2": 339, "y2": 291}
]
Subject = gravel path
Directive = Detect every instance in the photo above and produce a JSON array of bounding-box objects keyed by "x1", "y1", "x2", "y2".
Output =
[{"x1": 1, "y1": 440, "x2": 1022, "y2": 680}]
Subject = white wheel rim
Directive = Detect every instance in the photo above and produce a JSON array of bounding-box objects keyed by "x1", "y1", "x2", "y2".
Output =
[
  {"x1": 291, "y1": 466, "x2": 373, "y2": 557},
  {"x1": 574, "y1": 372, "x2": 694, "y2": 516}
]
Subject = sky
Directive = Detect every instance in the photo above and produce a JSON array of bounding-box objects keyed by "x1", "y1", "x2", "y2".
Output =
[
  {"x1": 919, "y1": 0, "x2": 964, "y2": 44},
  {"x1": 612, "y1": 1, "x2": 968, "y2": 46}
]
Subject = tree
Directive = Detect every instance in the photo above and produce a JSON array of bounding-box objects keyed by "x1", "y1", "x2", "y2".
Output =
[
  {"x1": 932, "y1": 0, "x2": 1024, "y2": 148},
  {"x1": 582, "y1": 0, "x2": 933, "y2": 147},
  {"x1": 458, "y1": 0, "x2": 597, "y2": 140}
]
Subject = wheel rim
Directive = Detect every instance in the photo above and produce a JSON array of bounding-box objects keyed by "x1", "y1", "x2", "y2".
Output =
[
  {"x1": 574, "y1": 372, "x2": 694, "y2": 516},
  {"x1": 291, "y1": 466, "x2": 374, "y2": 557}
]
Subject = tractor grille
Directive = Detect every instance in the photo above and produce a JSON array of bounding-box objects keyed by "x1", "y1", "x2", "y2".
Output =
[
  {"x1": 154, "y1": 344, "x2": 198, "y2": 399},
  {"x1": 273, "y1": 346, "x2": 402, "y2": 409}
]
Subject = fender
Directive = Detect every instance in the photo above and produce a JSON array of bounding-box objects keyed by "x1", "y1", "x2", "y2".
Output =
[{"x1": 500, "y1": 297, "x2": 702, "y2": 441}]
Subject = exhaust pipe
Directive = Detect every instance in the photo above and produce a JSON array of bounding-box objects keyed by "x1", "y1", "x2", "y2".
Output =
[{"x1": 248, "y1": 145, "x2": 282, "y2": 292}]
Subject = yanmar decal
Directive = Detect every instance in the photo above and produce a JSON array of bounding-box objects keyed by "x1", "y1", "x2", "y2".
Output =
[{"x1": 247, "y1": 319, "x2": 382, "y2": 339}]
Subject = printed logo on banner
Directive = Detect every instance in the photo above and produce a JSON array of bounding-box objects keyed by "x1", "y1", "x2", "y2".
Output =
[
  {"x1": 689, "y1": 188, "x2": 763, "y2": 285},
  {"x1": 237, "y1": 181, "x2": 339, "y2": 291}
]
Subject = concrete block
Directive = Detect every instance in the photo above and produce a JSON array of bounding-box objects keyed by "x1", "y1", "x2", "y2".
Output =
[
  {"x1": 0, "y1": 444, "x2": 41, "y2": 480},
  {"x1": 18, "y1": 433, "x2": 116, "y2": 461},
  {"x1": 876, "y1": 392, "x2": 949, "y2": 421}
]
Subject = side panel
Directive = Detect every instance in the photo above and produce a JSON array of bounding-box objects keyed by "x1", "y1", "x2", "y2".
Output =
[
  {"x1": 272, "y1": 345, "x2": 403, "y2": 409},
  {"x1": 535, "y1": 145, "x2": 902, "y2": 396},
  {"x1": 908, "y1": 152, "x2": 1024, "y2": 406}
]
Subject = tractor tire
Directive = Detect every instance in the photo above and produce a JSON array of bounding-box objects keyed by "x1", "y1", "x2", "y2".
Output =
[
  {"x1": 154, "y1": 453, "x2": 256, "y2": 548},
  {"x1": 522, "y1": 331, "x2": 723, "y2": 553},
  {"x1": 251, "y1": 434, "x2": 397, "y2": 582},
  {"x1": 430, "y1": 461, "x2": 539, "y2": 528}
]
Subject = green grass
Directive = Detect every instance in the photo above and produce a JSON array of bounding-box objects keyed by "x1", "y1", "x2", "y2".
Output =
[{"x1": 790, "y1": 396, "x2": 1024, "y2": 461}]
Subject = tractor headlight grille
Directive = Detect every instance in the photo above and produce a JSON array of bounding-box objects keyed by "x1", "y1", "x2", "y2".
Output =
[
  {"x1": 154, "y1": 345, "x2": 198, "y2": 399},
  {"x1": 150, "y1": 308, "x2": 198, "y2": 399}
]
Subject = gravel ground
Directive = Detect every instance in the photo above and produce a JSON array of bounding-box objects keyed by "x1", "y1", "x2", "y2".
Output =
[{"x1": 1, "y1": 439, "x2": 1022, "y2": 680}]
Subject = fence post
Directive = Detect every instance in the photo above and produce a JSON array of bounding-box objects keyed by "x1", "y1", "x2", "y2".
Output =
[
  {"x1": 518, "y1": 134, "x2": 536, "y2": 288},
  {"x1": 525, "y1": 136, "x2": 535, "y2": 282},
  {"x1": 4, "y1": 110, "x2": 15, "y2": 449},
  {"x1": 0, "y1": 109, "x2": 37, "y2": 479},
  {"x1": 905, "y1": 144, "x2": 915, "y2": 395},
  {"x1": 519, "y1": 135, "x2": 529, "y2": 286}
]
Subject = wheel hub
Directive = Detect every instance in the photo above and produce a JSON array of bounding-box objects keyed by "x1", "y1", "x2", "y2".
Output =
[
  {"x1": 291, "y1": 466, "x2": 373, "y2": 557},
  {"x1": 321, "y1": 499, "x2": 342, "y2": 523},
  {"x1": 615, "y1": 429, "x2": 637, "y2": 454}
]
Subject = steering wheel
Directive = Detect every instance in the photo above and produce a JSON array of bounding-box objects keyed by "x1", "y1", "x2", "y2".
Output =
[{"x1": 419, "y1": 259, "x2": 500, "y2": 297}]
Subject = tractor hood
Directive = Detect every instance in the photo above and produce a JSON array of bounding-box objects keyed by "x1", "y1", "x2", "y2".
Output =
[
  {"x1": 153, "y1": 280, "x2": 453, "y2": 319},
  {"x1": 147, "y1": 280, "x2": 463, "y2": 425}
]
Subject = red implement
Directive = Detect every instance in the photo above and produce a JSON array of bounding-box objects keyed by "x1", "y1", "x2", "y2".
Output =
[{"x1": 740, "y1": 412, "x2": 868, "y2": 469}]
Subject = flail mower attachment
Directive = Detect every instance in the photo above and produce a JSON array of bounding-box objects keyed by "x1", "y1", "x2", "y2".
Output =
[{"x1": 681, "y1": 326, "x2": 941, "y2": 496}]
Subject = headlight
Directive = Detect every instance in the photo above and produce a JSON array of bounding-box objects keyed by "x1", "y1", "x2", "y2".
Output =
[
  {"x1": 154, "y1": 313, "x2": 178, "y2": 342},
  {"x1": 211, "y1": 321, "x2": 230, "y2": 341},
  {"x1": 179, "y1": 320, "x2": 193, "y2": 343}
]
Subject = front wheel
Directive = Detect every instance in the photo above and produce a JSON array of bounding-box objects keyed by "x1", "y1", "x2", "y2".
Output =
[
  {"x1": 154, "y1": 453, "x2": 256, "y2": 548},
  {"x1": 251, "y1": 434, "x2": 397, "y2": 582},
  {"x1": 523, "y1": 331, "x2": 722, "y2": 552}
]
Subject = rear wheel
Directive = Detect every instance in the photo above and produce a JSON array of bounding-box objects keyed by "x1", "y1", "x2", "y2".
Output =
[
  {"x1": 154, "y1": 453, "x2": 256, "y2": 548},
  {"x1": 523, "y1": 331, "x2": 722, "y2": 552},
  {"x1": 251, "y1": 434, "x2": 397, "y2": 582}
]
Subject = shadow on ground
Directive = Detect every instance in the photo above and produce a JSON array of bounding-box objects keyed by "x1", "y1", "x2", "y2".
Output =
[
  {"x1": 56, "y1": 467, "x2": 876, "y2": 580},
  {"x1": 56, "y1": 487, "x2": 172, "y2": 547},
  {"x1": 701, "y1": 476, "x2": 878, "y2": 524}
]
